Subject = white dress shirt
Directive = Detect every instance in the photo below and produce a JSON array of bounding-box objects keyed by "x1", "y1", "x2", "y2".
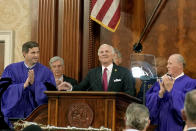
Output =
[{"x1": 102, "y1": 63, "x2": 113, "y2": 84}]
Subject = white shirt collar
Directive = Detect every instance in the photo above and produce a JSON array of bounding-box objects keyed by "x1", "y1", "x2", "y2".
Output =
[
  {"x1": 174, "y1": 72, "x2": 184, "y2": 80},
  {"x1": 24, "y1": 62, "x2": 36, "y2": 69},
  {"x1": 102, "y1": 63, "x2": 113, "y2": 73},
  {"x1": 58, "y1": 75, "x2": 64, "y2": 81}
]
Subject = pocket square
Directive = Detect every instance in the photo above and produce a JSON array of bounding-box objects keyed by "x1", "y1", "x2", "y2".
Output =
[{"x1": 114, "y1": 79, "x2": 121, "y2": 82}]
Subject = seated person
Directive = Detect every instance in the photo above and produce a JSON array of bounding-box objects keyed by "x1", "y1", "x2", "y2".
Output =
[
  {"x1": 113, "y1": 48, "x2": 122, "y2": 66},
  {"x1": 62, "y1": 44, "x2": 136, "y2": 97},
  {"x1": 49, "y1": 56, "x2": 78, "y2": 91},
  {"x1": 124, "y1": 103, "x2": 150, "y2": 131}
]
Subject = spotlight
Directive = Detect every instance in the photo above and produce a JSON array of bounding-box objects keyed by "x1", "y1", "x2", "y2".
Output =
[{"x1": 133, "y1": 43, "x2": 143, "y2": 53}]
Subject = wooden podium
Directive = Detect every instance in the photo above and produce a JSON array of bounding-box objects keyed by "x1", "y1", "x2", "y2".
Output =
[{"x1": 26, "y1": 91, "x2": 141, "y2": 131}]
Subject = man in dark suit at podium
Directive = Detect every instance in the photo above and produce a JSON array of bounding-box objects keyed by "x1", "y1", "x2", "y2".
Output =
[{"x1": 64, "y1": 44, "x2": 136, "y2": 96}]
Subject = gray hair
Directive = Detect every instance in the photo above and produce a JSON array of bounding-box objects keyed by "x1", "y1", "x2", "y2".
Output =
[
  {"x1": 184, "y1": 89, "x2": 196, "y2": 123},
  {"x1": 98, "y1": 44, "x2": 115, "y2": 56},
  {"x1": 125, "y1": 103, "x2": 149, "y2": 130},
  {"x1": 114, "y1": 48, "x2": 122, "y2": 58},
  {"x1": 49, "y1": 56, "x2": 64, "y2": 67},
  {"x1": 172, "y1": 54, "x2": 186, "y2": 68}
]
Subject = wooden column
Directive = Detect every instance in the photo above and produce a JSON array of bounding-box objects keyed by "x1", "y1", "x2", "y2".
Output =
[
  {"x1": 57, "y1": 0, "x2": 83, "y2": 81},
  {"x1": 31, "y1": 0, "x2": 58, "y2": 67},
  {"x1": 31, "y1": 0, "x2": 83, "y2": 81}
]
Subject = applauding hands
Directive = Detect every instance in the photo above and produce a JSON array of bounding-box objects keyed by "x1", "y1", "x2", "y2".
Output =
[
  {"x1": 24, "y1": 69, "x2": 34, "y2": 88},
  {"x1": 158, "y1": 74, "x2": 175, "y2": 98}
]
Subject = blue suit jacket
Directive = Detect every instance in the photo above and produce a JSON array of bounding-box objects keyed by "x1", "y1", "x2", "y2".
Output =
[{"x1": 73, "y1": 64, "x2": 136, "y2": 96}]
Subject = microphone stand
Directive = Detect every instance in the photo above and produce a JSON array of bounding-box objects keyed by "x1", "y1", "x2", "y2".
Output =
[
  {"x1": 140, "y1": 76, "x2": 151, "y2": 104},
  {"x1": 140, "y1": 76, "x2": 157, "y2": 104},
  {"x1": 143, "y1": 80, "x2": 147, "y2": 104}
]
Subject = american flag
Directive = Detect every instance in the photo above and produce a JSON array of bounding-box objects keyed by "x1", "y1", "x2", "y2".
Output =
[{"x1": 90, "y1": 0, "x2": 121, "y2": 32}]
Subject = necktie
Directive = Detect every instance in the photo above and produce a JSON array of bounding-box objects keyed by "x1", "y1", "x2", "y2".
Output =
[{"x1": 102, "y1": 68, "x2": 108, "y2": 91}]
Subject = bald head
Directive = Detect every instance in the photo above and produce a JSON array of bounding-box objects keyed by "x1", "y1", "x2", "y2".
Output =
[
  {"x1": 98, "y1": 44, "x2": 115, "y2": 55},
  {"x1": 171, "y1": 54, "x2": 186, "y2": 68},
  {"x1": 167, "y1": 54, "x2": 185, "y2": 78}
]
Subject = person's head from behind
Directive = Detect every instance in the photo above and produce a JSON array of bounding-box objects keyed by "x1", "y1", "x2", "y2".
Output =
[
  {"x1": 183, "y1": 89, "x2": 196, "y2": 125},
  {"x1": 167, "y1": 54, "x2": 185, "y2": 78},
  {"x1": 49, "y1": 56, "x2": 64, "y2": 78},
  {"x1": 98, "y1": 44, "x2": 115, "y2": 67},
  {"x1": 113, "y1": 48, "x2": 122, "y2": 66},
  {"x1": 22, "y1": 41, "x2": 39, "y2": 66},
  {"x1": 125, "y1": 103, "x2": 150, "y2": 131}
]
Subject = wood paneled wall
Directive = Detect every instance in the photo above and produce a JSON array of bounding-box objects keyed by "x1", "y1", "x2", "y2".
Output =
[
  {"x1": 31, "y1": 0, "x2": 83, "y2": 81},
  {"x1": 89, "y1": 0, "x2": 196, "y2": 78},
  {"x1": 31, "y1": 0, "x2": 196, "y2": 81},
  {"x1": 31, "y1": 0, "x2": 58, "y2": 67},
  {"x1": 143, "y1": 0, "x2": 196, "y2": 78},
  {"x1": 57, "y1": 0, "x2": 83, "y2": 80}
]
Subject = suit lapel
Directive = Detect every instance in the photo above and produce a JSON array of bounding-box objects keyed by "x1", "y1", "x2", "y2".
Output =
[
  {"x1": 108, "y1": 64, "x2": 118, "y2": 90},
  {"x1": 96, "y1": 67, "x2": 103, "y2": 90}
]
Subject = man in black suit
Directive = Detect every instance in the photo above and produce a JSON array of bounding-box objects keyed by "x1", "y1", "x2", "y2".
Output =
[
  {"x1": 64, "y1": 44, "x2": 136, "y2": 96},
  {"x1": 49, "y1": 56, "x2": 78, "y2": 91},
  {"x1": 182, "y1": 89, "x2": 196, "y2": 131}
]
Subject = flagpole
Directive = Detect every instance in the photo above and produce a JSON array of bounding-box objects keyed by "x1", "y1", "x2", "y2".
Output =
[{"x1": 133, "y1": 0, "x2": 166, "y2": 53}]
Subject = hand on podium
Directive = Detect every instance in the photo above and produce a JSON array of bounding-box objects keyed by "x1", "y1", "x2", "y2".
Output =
[{"x1": 57, "y1": 81, "x2": 72, "y2": 91}]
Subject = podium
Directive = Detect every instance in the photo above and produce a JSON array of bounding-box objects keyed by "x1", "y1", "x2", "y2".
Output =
[{"x1": 26, "y1": 91, "x2": 141, "y2": 131}]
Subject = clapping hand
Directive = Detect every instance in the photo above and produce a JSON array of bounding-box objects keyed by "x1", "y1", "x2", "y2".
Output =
[
  {"x1": 158, "y1": 74, "x2": 174, "y2": 98},
  {"x1": 24, "y1": 69, "x2": 34, "y2": 88}
]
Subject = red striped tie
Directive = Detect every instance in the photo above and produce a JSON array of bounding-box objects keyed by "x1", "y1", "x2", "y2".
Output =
[{"x1": 103, "y1": 68, "x2": 108, "y2": 91}]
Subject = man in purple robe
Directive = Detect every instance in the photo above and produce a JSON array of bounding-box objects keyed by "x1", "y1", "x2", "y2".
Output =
[
  {"x1": 146, "y1": 54, "x2": 196, "y2": 131},
  {"x1": 0, "y1": 41, "x2": 56, "y2": 127}
]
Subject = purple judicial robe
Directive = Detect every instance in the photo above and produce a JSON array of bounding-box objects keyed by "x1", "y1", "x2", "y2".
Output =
[
  {"x1": 1, "y1": 62, "x2": 56, "y2": 127},
  {"x1": 146, "y1": 75, "x2": 196, "y2": 131}
]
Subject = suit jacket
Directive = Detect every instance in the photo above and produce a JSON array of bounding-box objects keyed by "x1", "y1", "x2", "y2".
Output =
[
  {"x1": 63, "y1": 75, "x2": 78, "y2": 86},
  {"x1": 73, "y1": 64, "x2": 136, "y2": 96}
]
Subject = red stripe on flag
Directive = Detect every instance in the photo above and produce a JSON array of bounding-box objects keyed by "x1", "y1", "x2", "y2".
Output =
[
  {"x1": 91, "y1": 0, "x2": 97, "y2": 11},
  {"x1": 96, "y1": 0, "x2": 113, "y2": 21},
  {"x1": 108, "y1": 2, "x2": 120, "y2": 29}
]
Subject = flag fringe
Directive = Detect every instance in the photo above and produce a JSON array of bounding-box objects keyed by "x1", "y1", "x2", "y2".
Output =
[{"x1": 90, "y1": 16, "x2": 120, "y2": 32}]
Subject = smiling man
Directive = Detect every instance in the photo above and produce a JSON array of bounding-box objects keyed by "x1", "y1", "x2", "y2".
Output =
[
  {"x1": 0, "y1": 41, "x2": 56, "y2": 128},
  {"x1": 146, "y1": 54, "x2": 196, "y2": 131},
  {"x1": 63, "y1": 44, "x2": 136, "y2": 96}
]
